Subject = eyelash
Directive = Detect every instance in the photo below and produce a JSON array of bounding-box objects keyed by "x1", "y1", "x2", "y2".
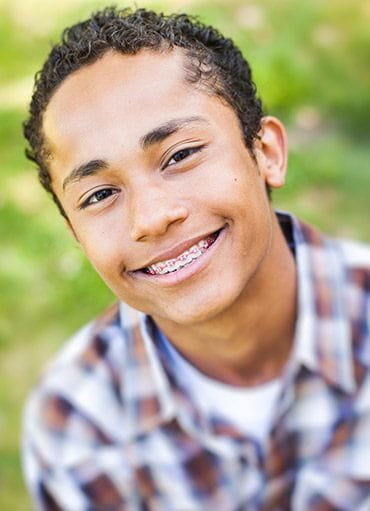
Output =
[
  {"x1": 80, "y1": 145, "x2": 204, "y2": 209},
  {"x1": 80, "y1": 188, "x2": 118, "y2": 209},
  {"x1": 165, "y1": 145, "x2": 204, "y2": 167}
]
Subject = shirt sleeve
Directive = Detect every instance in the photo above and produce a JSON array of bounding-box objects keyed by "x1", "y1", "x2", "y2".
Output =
[{"x1": 22, "y1": 387, "x2": 140, "y2": 510}]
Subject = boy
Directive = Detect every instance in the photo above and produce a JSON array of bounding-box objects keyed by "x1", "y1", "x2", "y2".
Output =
[{"x1": 23, "y1": 7, "x2": 370, "y2": 510}]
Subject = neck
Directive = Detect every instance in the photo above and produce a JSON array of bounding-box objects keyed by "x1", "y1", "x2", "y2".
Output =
[{"x1": 153, "y1": 215, "x2": 297, "y2": 387}]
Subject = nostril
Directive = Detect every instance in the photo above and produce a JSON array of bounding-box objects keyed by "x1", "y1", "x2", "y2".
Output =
[{"x1": 130, "y1": 204, "x2": 189, "y2": 242}]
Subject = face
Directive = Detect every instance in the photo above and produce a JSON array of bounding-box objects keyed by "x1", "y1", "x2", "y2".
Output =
[{"x1": 43, "y1": 50, "x2": 287, "y2": 327}]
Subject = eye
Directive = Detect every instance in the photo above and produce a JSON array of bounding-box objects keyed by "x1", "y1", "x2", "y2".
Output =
[
  {"x1": 167, "y1": 146, "x2": 203, "y2": 166},
  {"x1": 80, "y1": 188, "x2": 118, "y2": 209}
]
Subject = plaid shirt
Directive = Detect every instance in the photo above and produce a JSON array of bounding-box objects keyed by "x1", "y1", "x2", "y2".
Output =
[{"x1": 23, "y1": 213, "x2": 370, "y2": 510}]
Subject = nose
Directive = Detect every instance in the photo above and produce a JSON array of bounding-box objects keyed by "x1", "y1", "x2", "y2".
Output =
[{"x1": 129, "y1": 184, "x2": 189, "y2": 242}]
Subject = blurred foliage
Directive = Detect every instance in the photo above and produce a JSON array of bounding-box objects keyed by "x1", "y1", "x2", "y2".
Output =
[{"x1": 0, "y1": 0, "x2": 369, "y2": 508}]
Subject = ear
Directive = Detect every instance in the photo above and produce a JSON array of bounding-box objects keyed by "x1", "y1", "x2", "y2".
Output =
[
  {"x1": 253, "y1": 116, "x2": 288, "y2": 189},
  {"x1": 64, "y1": 217, "x2": 79, "y2": 243}
]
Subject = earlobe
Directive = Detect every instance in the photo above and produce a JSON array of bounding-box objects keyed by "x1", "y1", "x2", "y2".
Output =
[{"x1": 254, "y1": 116, "x2": 288, "y2": 189}]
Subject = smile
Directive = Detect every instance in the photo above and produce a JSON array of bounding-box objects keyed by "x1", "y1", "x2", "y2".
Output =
[{"x1": 141, "y1": 230, "x2": 220, "y2": 276}]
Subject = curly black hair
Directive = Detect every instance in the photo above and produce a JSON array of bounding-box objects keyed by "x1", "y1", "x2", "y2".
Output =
[{"x1": 24, "y1": 6, "x2": 264, "y2": 216}]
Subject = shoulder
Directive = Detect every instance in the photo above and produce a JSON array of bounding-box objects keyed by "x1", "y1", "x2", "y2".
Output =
[
  {"x1": 23, "y1": 302, "x2": 134, "y2": 452},
  {"x1": 46, "y1": 301, "x2": 124, "y2": 374},
  {"x1": 332, "y1": 237, "x2": 370, "y2": 299},
  {"x1": 334, "y1": 238, "x2": 370, "y2": 372},
  {"x1": 292, "y1": 215, "x2": 370, "y2": 354},
  {"x1": 38, "y1": 301, "x2": 124, "y2": 385},
  {"x1": 337, "y1": 237, "x2": 370, "y2": 272},
  {"x1": 22, "y1": 303, "x2": 149, "y2": 507},
  {"x1": 293, "y1": 213, "x2": 370, "y2": 284}
]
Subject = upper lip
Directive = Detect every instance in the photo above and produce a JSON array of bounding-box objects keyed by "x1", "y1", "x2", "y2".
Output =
[{"x1": 130, "y1": 227, "x2": 222, "y2": 272}]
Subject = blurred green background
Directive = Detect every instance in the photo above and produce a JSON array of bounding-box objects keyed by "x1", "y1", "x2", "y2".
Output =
[{"x1": 0, "y1": 0, "x2": 369, "y2": 508}]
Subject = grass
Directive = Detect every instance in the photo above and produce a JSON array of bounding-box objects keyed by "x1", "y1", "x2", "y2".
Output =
[{"x1": 0, "y1": 0, "x2": 369, "y2": 507}]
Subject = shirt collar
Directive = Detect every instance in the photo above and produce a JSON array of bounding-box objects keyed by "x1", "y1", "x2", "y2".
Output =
[
  {"x1": 115, "y1": 212, "x2": 356, "y2": 437},
  {"x1": 117, "y1": 302, "x2": 178, "y2": 434}
]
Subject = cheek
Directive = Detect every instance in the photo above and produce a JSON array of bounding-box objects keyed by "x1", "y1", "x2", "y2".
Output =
[
  {"x1": 204, "y1": 168, "x2": 266, "y2": 219},
  {"x1": 72, "y1": 222, "x2": 124, "y2": 276}
]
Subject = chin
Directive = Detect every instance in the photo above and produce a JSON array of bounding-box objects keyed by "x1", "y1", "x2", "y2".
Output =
[{"x1": 156, "y1": 290, "x2": 240, "y2": 327}]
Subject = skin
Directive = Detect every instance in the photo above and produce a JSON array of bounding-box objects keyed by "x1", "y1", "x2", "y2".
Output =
[{"x1": 43, "y1": 49, "x2": 297, "y2": 386}]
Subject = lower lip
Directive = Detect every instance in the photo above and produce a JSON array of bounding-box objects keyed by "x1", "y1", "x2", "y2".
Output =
[{"x1": 131, "y1": 227, "x2": 227, "y2": 287}]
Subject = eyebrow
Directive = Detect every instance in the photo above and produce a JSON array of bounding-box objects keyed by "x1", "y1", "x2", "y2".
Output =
[
  {"x1": 62, "y1": 116, "x2": 209, "y2": 191},
  {"x1": 140, "y1": 116, "x2": 209, "y2": 150},
  {"x1": 62, "y1": 159, "x2": 107, "y2": 190}
]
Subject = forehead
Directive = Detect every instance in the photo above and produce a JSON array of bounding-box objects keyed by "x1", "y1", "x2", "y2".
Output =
[
  {"x1": 43, "y1": 49, "x2": 236, "y2": 172},
  {"x1": 45, "y1": 49, "x2": 189, "y2": 127},
  {"x1": 68, "y1": 49, "x2": 184, "y2": 92},
  {"x1": 43, "y1": 49, "x2": 206, "y2": 151}
]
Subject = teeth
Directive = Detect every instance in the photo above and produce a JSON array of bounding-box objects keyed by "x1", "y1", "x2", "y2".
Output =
[{"x1": 145, "y1": 233, "x2": 217, "y2": 275}]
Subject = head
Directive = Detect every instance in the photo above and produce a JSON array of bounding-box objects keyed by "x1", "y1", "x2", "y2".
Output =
[
  {"x1": 24, "y1": 6, "x2": 264, "y2": 217},
  {"x1": 23, "y1": 6, "x2": 288, "y2": 327}
]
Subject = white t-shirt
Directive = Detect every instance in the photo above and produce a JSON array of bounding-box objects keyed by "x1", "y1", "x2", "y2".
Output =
[{"x1": 157, "y1": 332, "x2": 282, "y2": 444}]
